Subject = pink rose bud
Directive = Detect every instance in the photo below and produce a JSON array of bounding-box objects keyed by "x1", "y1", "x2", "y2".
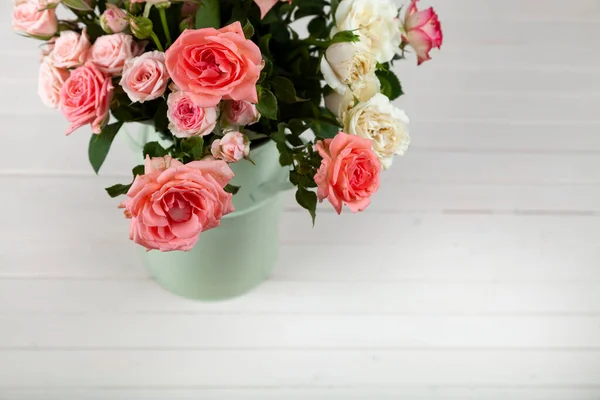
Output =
[
  {"x1": 38, "y1": 57, "x2": 69, "y2": 109},
  {"x1": 100, "y1": 4, "x2": 129, "y2": 34},
  {"x1": 89, "y1": 33, "x2": 146, "y2": 75},
  {"x1": 211, "y1": 131, "x2": 250, "y2": 163},
  {"x1": 60, "y1": 62, "x2": 114, "y2": 135},
  {"x1": 165, "y1": 22, "x2": 262, "y2": 107},
  {"x1": 221, "y1": 100, "x2": 260, "y2": 127},
  {"x1": 120, "y1": 157, "x2": 235, "y2": 252},
  {"x1": 181, "y1": 1, "x2": 198, "y2": 18},
  {"x1": 49, "y1": 28, "x2": 91, "y2": 69},
  {"x1": 12, "y1": 0, "x2": 58, "y2": 39},
  {"x1": 402, "y1": 0, "x2": 443, "y2": 65},
  {"x1": 314, "y1": 132, "x2": 381, "y2": 214},
  {"x1": 120, "y1": 51, "x2": 169, "y2": 103},
  {"x1": 167, "y1": 91, "x2": 219, "y2": 138}
]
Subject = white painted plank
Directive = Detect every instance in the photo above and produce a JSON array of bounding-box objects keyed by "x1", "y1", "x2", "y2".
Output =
[
  {"x1": 3, "y1": 387, "x2": 600, "y2": 400},
  {"x1": 1, "y1": 315, "x2": 598, "y2": 349},
  {"x1": 0, "y1": 280, "x2": 598, "y2": 314},
  {"x1": 0, "y1": 350, "x2": 598, "y2": 387},
  {"x1": 2, "y1": 140, "x2": 599, "y2": 182},
  {"x1": 412, "y1": 121, "x2": 600, "y2": 152},
  {"x1": 0, "y1": 176, "x2": 598, "y2": 280}
]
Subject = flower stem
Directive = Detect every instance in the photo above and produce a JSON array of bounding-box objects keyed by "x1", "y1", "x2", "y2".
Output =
[
  {"x1": 159, "y1": 8, "x2": 172, "y2": 48},
  {"x1": 150, "y1": 32, "x2": 164, "y2": 52}
]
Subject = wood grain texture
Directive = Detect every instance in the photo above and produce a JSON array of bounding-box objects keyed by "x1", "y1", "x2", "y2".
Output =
[{"x1": 1, "y1": 0, "x2": 599, "y2": 398}]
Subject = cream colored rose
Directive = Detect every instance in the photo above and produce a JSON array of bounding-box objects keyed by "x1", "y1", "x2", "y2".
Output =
[
  {"x1": 332, "y1": 0, "x2": 402, "y2": 63},
  {"x1": 343, "y1": 93, "x2": 410, "y2": 169},
  {"x1": 320, "y1": 42, "x2": 376, "y2": 94},
  {"x1": 325, "y1": 74, "x2": 380, "y2": 119}
]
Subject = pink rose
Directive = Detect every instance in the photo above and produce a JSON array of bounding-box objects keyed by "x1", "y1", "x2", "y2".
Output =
[
  {"x1": 120, "y1": 51, "x2": 169, "y2": 103},
  {"x1": 253, "y1": 0, "x2": 292, "y2": 19},
  {"x1": 167, "y1": 90, "x2": 218, "y2": 138},
  {"x1": 221, "y1": 100, "x2": 260, "y2": 127},
  {"x1": 60, "y1": 62, "x2": 114, "y2": 135},
  {"x1": 12, "y1": 0, "x2": 58, "y2": 38},
  {"x1": 314, "y1": 132, "x2": 381, "y2": 214},
  {"x1": 38, "y1": 57, "x2": 69, "y2": 109},
  {"x1": 100, "y1": 4, "x2": 129, "y2": 34},
  {"x1": 120, "y1": 156, "x2": 235, "y2": 252},
  {"x1": 89, "y1": 33, "x2": 145, "y2": 75},
  {"x1": 165, "y1": 22, "x2": 262, "y2": 107},
  {"x1": 49, "y1": 29, "x2": 91, "y2": 69},
  {"x1": 211, "y1": 132, "x2": 250, "y2": 163},
  {"x1": 402, "y1": 0, "x2": 443, "y2": 65}
]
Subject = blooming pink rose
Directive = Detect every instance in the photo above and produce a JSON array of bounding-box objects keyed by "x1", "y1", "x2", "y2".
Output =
[
  {"x1": 211, "y1": 132, "x2": 250, "y2": 163},
  {"x1": 165, "y1": 22, "x2": 262, "y2": 107},
  {"x1": 12, "y1": 0, "x2": 58, "y2": 38},
  {"x1": 100, "y1": 4, "x2": 129, "y2": 34},
  {"x1": 221, "y1": 100, "x2": 260, "y2": 127},
  {"x1": 314, "y1": 132, "x2": 381, "y2": 214},
  {"x1": 120, "y1": 156, "x2": 235, "y2": 252},
  {"x1": 60, "y1": 62, "x2": 114, "y2": 135},
  {"x1": 89, "y1": 33, "x2": 145, "y2": 75},
  {"x1": 253, "y1": 0, "x2": 292, "y2": 19},
  {"x1": 167, "y1": 90, "x2": 219, "y2": 138},
  {"x1": 49, "y1": 29, "x2": 91, "y2": 69},
  {"x1": 120, "y1": 51, "x2": 169, "y2": 103},
  {"x1": 38, "y1": 57, "x2": 69, "y2": 109},
  {"x1": 402, "y1": 0, "x2": 443, "y2": 65}
]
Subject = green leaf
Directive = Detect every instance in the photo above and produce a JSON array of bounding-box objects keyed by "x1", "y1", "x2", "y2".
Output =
[
  {"x1": 271, "y1": 77, "x2": 306, "y2": 104},
  {"x1": 105, "y1": 183, "x2": 132, "y2": 198},
  {"x1": 97, "y1": 0, "x2": 107, "y2": 13},
  {"x1": 105, "y1": 165, "x2": 145, "y2": 198},
  {"x1": 181, "y1": 136, "x2": 204, "y2": 160},
  {"x1": 257, "y1": 87, "x2": 278, "y2": 120},
  {"x1": 88, "y1": 121, "x2": 124, "y2": 174},
  {"x1": 376, "y1": 69, "x2": 404, "y2": 100},
  {"x1": 195, "y1": 0, "x2": 220, "y2": 29},
  {"x1": 296, "y1": 186, "x2": 317, "y2": 225},
  {"x1": 331, "y1": 30, "x2": 361, "y2": 44},
  {"x1": 224, "y1": 184, "x2": 240, "y2": 195},
  {"x1": 258, "y1": 34, "x2": 273, "y2": 58},
  {"x1": 277, "y1": 142, "x2": 293, "y2": 166},
  {"x1": 309, "y1": 118, "x2": 341, "y2": 139},
  {"x1": 242, "y1": 20, "x2": 255, "y2": 39},
  {"x1": 143, "y1": 141, "x2": 169, "y2": 158},
  {"x1": 307, "y1": 16, "x2": 328, "y2": 39},
  {"x1": 62, "y1": 0, "x2": 93, "y2": 11}
]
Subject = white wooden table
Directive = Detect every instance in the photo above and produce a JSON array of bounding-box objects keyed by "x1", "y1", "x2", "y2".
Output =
[{"x1": 1, "y1": 0, "x2": 600, "y2": 398}]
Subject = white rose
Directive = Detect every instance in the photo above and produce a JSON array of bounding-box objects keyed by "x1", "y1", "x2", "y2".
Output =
[
  {"x1": 343, "y1": 93, "x2": 410, "y2": 169},
  {"x1": 320, "y1": 42, "x2": 377, "y2": 94},
  {"x1": 332, "y1": 0, "x2": 402, "y2": 63},
  {"x1": 325, "y1": 74, "x2": 380, "y2": 118},
  {"x1": 38, "y1": 57, "x2": 69, "y2": 109}
]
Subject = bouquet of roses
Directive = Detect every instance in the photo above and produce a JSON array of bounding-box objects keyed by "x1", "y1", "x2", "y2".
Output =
[{"x1": 13, "y1": 0, "x2": 443, "y2": 252}]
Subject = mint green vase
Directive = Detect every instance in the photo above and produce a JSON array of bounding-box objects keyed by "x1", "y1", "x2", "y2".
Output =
[{"x1": 123, "y1": 124, "x2": 291, "y2": 300}]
